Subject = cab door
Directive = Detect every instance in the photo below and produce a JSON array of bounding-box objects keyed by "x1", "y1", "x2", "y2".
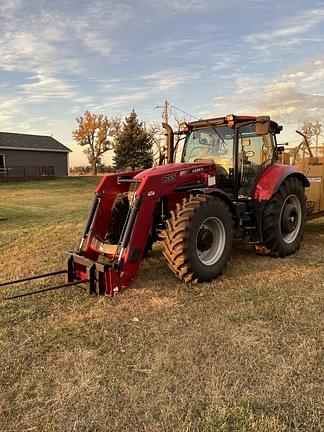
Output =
[{"x1": 238, "y1": 125, "x2": 275, "y2": 197}]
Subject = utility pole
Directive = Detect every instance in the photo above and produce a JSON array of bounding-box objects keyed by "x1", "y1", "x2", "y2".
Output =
[
  {"x1": 155, "y1": 100, "x2": 170, "y2": 164},
  {"x1": 163, "y1": 100, "x2": 169, "y2": 125},
  {"x1": 163, "y1": 100, "x2": 169, "y2": 163}
]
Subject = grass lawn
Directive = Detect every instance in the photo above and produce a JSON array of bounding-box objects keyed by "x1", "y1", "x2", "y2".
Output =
[{"x1": 0, "y1": 177, "x2": 323, "y2": 432}]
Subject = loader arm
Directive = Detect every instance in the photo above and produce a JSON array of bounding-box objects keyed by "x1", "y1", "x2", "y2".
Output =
[{"x1": 67, "y1": 162, "x2": 216, "y2": 295}]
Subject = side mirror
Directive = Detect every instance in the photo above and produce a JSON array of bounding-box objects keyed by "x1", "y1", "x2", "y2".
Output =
[
  {"x1": 256, "y1": 116, "x2": 270, "y2": 135},
  {"x1": 241, "y1": 138, "x2": 251, "y2": 147}
]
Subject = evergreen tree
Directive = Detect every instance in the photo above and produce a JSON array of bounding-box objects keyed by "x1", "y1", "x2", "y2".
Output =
[{"x1": 113, "y1": 110, "x2": 154, "y2": 171}]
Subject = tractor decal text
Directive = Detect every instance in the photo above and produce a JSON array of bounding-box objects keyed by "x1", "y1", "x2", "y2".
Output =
[{"x1": 162, "y1": 173, "x2": 177, "y2": 183}]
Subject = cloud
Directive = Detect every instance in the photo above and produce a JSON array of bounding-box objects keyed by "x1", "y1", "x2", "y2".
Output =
[
  {"x1": 83, "y1": 66, "x2": 202, "y2": 116},
  {"x1": 245, "y1": 8, "x2": 324, "y2": 50},
  {"x1": 0, "y1": 0, "x2": 21, "y2": 12},
  {"x1": 141, "y1": 69, "x2": 200, "y2": 91},
  {"x1": 151, "y1": 0, "x2": 214, "y2": 12},
  {"x1": 20, "y1": 72, "x2": 79, "y2": 102},
  {"x1": 212, "y1": 56, "x2": 239, "y2": 72},
  {"x1": 0, "y1": 0, "x2": 137, "y2": 121},
  {"x1": 145, "y1": 38, "x2": 194, "y2": 56},
  {"x1": 0, "y1": 93, "x2": 27, "y2": 130},
  {"x1": 282, "y1": 71, "x2": 306, "y2": 79},
  {"x1": 1, "y1": 0, "x2": 323, "y2": 153},
  {"x1": 71, "y1": 1, "x2": 133, "y2": 56},
  {"x1": 212, "y1": 56, "x2": 324, "y2": 124},
  {"x1": 151, "y1": 0, "x2": 268, "y2": 13},
  {"x1": 93, "y1": 92, "x2": 151, "y2": 112},
  {"x1": 0, "y1": 1, "x2": 132, "y2": 76}
]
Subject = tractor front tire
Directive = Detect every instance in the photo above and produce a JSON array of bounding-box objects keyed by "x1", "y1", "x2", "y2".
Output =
[
  {"x1": 261, "y1": 176, "x2": 306, "y2": 257},
  {"x1": 106, "y1": 194, "x2": 129, "y2": 244},
  {"x1": 162, "y1": 195, "x2": 233, "y2": 282},
  {"x1": 106, "y1": 194, "x2": 154, "y2": 257}
]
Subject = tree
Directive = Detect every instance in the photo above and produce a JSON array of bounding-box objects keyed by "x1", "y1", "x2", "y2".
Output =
[
  {"x1": 73, "y1": 111, "x2": 114, "y2": 175},
  {"x1": 149, "y1": 115, "x2": 190, "y2": 167},
  {"x1": 148, "y1": 123, "x2": 165, "y2": 166},
  {"x1": 301, "y1": 120, "x2": 322, "y2": 144},
  {"x1": 113, "y1": 110, "x2": 154, "y2": 171}
]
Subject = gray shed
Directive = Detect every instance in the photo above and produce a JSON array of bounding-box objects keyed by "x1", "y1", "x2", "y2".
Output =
[{"x1": 0, "y1": 132, "x2": 71, "y2": 178}]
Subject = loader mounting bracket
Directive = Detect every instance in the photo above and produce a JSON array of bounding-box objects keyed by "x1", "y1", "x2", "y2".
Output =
[{"x1": 66, "y1": 252, "x2": 120, "y2": 296}]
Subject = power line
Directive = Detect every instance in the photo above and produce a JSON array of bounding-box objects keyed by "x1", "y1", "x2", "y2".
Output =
[
  {"x1": 155, "y1": 101, "x2": 200, "y2": 122},
  {"x1": 168, "y1": 103, "x2": 200, "y2": 120}
]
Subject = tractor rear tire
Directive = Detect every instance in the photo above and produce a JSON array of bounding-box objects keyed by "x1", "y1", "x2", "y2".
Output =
[
  {"x1": 162, "y1": 195, "x2": 233, "y2": 282},
  {"x1": 261, "y1": 176, "x2": 306, "y2": 257}
]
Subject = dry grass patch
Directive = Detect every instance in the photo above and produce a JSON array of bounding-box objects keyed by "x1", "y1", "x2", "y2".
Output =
[{"x1": 0, "y1": 178, "x2": 323, "y2": 431}]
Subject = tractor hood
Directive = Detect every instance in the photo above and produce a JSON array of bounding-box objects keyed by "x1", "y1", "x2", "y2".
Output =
[{"x1": 134, "y1": 162, "x2": 215, "y2": 181}]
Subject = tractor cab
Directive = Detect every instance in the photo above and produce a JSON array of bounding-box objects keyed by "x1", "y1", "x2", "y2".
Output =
[{"x1": 180, "y1": 115, "x2": 281, "y2": 197}]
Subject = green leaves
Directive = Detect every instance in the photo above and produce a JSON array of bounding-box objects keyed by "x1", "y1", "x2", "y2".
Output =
[
  {"x1": 73, "y1": 110, "x2": 154, "y2": 174},
  {"x1": 113, "y1": 110, "x2": 154, "y2": 171}
]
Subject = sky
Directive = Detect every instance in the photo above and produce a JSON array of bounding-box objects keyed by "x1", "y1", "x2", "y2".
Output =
[{"x1": 1, "y1": 0, "x2": 324, "y2": 166}]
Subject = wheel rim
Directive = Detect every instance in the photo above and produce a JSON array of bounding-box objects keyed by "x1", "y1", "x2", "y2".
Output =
[
  {"x1": 279, "y1": 194, "x2": 302, "y2": 244},
  {"x1": 196, "y1": 217, "x2": 226, "y2": 265}
]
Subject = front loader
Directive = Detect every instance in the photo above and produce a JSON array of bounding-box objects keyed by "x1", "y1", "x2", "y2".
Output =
[{"x1": 2, "y1": 114, "x2": 314, "y2": 299}]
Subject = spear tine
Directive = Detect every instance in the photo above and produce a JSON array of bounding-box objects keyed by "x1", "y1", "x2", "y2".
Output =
[
  {"x1": 4, "y1": 279, "x2": 89, "y2": 300},
  {"x1": 0, "y1": 270, "x2": 67, "y2": 288}
]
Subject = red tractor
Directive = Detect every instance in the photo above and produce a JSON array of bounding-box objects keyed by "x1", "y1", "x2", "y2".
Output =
[{"x1": 2, "y1": 115, "x2": 310, "y2": 298}]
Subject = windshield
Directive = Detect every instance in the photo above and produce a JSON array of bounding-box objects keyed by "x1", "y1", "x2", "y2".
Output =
[{"x1": 182, "y1": 126, "x2": 234, "y2": 168}]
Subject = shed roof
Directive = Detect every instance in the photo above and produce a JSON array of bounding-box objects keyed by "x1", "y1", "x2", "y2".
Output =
[{"x1": 0, "y1": 132, "x2": 71, "y2": 153}]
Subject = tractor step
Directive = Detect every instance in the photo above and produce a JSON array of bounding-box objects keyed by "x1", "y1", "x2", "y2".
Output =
[{"x1": 244, "y1": 226, "x2": 256, "y2": 230}]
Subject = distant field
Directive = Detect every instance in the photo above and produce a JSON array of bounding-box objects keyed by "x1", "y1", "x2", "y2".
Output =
[{"x1": 0, "y1": 177, "x2": 323, "y2": 432}]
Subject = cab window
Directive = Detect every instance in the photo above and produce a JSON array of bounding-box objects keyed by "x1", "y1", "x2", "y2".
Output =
[{"x1": 238, "y1": 124, "x2": 275, "y2": 196}]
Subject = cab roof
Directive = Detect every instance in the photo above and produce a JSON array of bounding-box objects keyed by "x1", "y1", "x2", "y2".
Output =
[{"x1": 188, "y1": 115, "x2": 281, "y2": 133}]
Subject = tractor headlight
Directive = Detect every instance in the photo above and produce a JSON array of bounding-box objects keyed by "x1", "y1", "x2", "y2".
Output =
[
  {"x1": 225, "y1": 114, "x2": 235, "y2": 127},
  {"x1": 179, "y1": 122, "x2": 191, "y2": 133}
]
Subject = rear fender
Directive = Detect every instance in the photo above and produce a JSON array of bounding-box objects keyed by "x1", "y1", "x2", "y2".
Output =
[{"x1": 252, "y1": 164, "x2": 309, "y2": 201}]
